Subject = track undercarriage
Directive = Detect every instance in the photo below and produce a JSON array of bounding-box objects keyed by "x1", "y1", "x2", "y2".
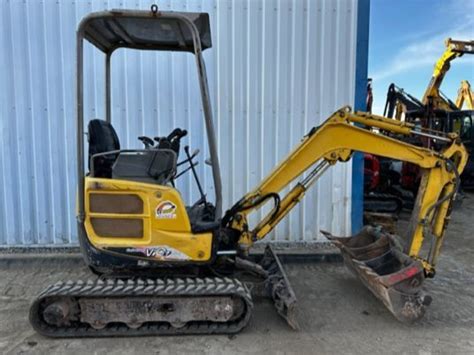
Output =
[{"x1": 30, "y1": 246, "x2": 298, "y2": 337}]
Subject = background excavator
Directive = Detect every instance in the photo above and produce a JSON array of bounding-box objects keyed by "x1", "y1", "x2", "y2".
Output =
[
  {"x1": 365, "y1": 39, "x2": 474, "y2": 216},
  {"x1": 384, "y1": 39, "x2": 473, "y2": 120},
  {"x1": 384, "y1": 83, "x2": 424, "y2": 121},
  {"x1": 29, "y1": 8, "x2": 468, "y2": 337},
  {"x1": 421, "y1": 39, "x2": 474, "y2": 111},
  {"x1": 392, "y1": 39, "x2": 473, "y2": 188}
]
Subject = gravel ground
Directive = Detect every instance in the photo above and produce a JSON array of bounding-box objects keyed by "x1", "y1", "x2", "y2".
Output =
[{"x1": 1, "y1": 194, "x2": 473, "y2": 354}]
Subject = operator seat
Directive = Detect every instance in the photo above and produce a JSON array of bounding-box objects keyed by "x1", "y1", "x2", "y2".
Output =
[{"x1": 88, "y1": 119, "x2": 120, "y2": 178}]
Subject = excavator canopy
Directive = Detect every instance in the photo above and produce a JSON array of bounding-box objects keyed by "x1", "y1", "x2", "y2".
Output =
[
  {"x1": 76, "y1": 7, "x2": 223, "y2": 221},
  {"x1": 79, "y1": 9, "x2": 212, "y2": 53}
]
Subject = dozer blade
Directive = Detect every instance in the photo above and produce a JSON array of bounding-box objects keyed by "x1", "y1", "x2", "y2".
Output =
[
  {"x1": 322, "y1": 226, "x2": 432, "y2": 323},
  {"x1": 258, "y1": 245, "x2": 299, "y2": 330}
]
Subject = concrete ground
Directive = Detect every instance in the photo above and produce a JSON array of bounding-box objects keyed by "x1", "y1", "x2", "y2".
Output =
[{"x1": 1, "y1": 195, "x2": 473, "y2": 354}]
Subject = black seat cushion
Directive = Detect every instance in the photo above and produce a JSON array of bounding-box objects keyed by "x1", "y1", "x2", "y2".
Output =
[{"x1": 88, "y1": 119, "x2": 120, "y2": 177}]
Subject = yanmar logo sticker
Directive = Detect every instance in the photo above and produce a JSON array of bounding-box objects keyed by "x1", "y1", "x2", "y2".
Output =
[
  {"x1": 125, "y1": 245, "x2": 190, "y2": 261},
  {"x1": 155, "y1": 201, "x2": 177, "y2": 219}
]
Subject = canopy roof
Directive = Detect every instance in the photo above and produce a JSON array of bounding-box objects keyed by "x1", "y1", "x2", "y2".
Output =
[{"x1": 79, "y1": 9, "x2": 212, "y2": 53}]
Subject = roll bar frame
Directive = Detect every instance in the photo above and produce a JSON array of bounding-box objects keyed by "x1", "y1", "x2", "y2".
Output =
[{"x1": 76, "y1": 8, "x2": 223, "y2": 223}]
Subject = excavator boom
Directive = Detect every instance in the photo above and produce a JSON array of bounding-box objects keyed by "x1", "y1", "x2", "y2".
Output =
[
  {"x1": 384, "y1": 83, "x2": 423, "y2": 120},
  {"x1": 228, "y1": 106, "x2": 466, "y2": 272},
  {"x1": 224, "y1": 106, "x2": 467, "y2": 322}
]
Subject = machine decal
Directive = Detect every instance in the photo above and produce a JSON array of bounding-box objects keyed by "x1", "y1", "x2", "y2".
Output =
[
  {"x1": 155, "y1": 201, "x2": 177, "y2": 219},
  {"x1": 124, "y1": 246, "x2": 190, "y2": 261}
]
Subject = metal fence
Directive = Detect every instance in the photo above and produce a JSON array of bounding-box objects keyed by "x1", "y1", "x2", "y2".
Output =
[{"x1": 0, "y1": 0, "x2": 361, "y2": 246}]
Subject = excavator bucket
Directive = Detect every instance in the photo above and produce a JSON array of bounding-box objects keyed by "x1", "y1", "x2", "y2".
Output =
[{"x1": 322, "y1": 227, "x2": 432, "y2": 323}]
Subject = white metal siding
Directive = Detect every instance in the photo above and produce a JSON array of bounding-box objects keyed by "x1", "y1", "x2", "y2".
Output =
[{"x1": 0, "y1": 0, "x2": 358, "y2": 246}]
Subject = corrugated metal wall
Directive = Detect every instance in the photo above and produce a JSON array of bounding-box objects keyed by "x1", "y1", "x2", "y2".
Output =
[{"x1": 0, "y1": 0, "x2": 359, "y2": 246}]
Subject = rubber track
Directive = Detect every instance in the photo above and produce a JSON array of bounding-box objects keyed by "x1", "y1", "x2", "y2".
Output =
[
  {"x1": 29, "y1": 277, "x2": 253, "y2": 338},
  {"x1": 364, "y1": 193, "x2": 403, "y2": 213}
]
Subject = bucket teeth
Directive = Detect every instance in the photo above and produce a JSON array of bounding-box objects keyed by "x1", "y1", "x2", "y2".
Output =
[{"x1": 323, "y1": 226, "x2": 429, "y2": 323}]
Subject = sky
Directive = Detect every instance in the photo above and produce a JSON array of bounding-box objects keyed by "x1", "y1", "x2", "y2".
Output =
[{"x1": 368, "y1": 0, "x2": 474, "y2": 115}]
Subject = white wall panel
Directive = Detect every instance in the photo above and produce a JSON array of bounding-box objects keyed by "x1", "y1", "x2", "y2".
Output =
[{"x1": 0, "y1": 0, "x2": 359, "y2": 246}]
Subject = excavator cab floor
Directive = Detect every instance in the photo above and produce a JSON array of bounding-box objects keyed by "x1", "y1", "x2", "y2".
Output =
[{"x1": 322, "y1": 226, "x2": 432, "y2": 323}]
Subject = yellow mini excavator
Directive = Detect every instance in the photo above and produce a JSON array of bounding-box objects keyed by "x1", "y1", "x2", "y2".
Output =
[{"x1": 30, "y1": 7, "x2": 468, "y2": 337}]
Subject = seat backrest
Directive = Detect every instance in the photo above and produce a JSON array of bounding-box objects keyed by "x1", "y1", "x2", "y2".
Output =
[
  {"x1": 148, "y1": 149, "x2": 177, "y2": 182},
  {"x1": 88, "y1": 119, "x2": 120, "y2": 177},
  {"x1": 112, "y1": 149, "x2": 177, "y2": 185}
]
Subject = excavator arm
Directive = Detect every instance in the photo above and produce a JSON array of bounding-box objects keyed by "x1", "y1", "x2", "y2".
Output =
[
  {"x1": 456, "y1": 80, "x2": 474, "y2": 109},
  {"x1": 384, "y1": 83, "x2": 423, "y2": 120},
  {"x1": 422, "y1": 38, "x2": 474, "y2": 110},
  {"x1": 223, "y1": 106, "x2": 467, "y2": 323},
  {"x1": 225, "y1": 107, "x2": 467, "y2": 277}
]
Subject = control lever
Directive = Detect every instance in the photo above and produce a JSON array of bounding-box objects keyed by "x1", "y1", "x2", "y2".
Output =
[
  {"x1": 154, "y1": 129, "x2": 188, "y2": 144},
  {"x1": 177, "y1": 149, "x2": 200, "y2": 167},
  {"x1": 175, "y1": 161, "x2": 199, "y2": 179},
  {"x1": 154, "y1": 128, "x2": 188, "y2": 156},
  {"x1": 168, "y1": 128, "x2": 188, "y2": 140},
  {"x1": 138, "y1": 136, "x2": 154, "y2": 149},
  {"x1": 190, "y1": 149, "x2": 200, "y2": 158},
  {"x1": 184, "y1": 145, "x2": 206, "y2": 205}
]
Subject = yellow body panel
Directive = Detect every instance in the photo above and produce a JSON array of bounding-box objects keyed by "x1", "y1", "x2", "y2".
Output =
[{"x1": 83, "y1": 177, "x2": 213, "y2": 262}]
